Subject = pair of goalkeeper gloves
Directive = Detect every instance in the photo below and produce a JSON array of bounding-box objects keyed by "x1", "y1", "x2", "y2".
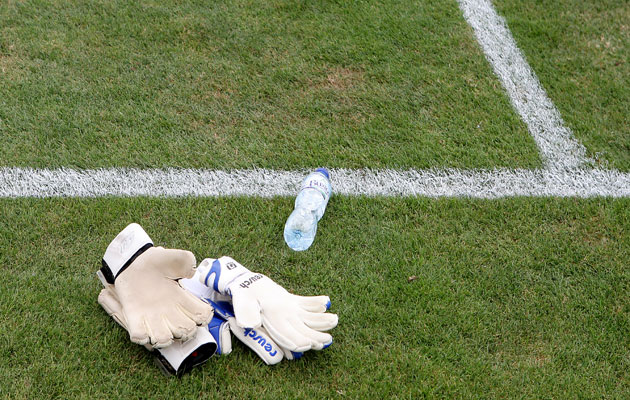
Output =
[{"x1": 97, "y1": 223, "x2": 338, "y2": 375}]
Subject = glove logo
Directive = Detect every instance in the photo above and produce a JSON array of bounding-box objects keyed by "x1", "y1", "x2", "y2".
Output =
[
  {"x1": 239, "y1": 274, "x2": 264, "y2": 289},
  {"x1": 226, "y1": 262, "x2": 238, "y2": 270},
  {"x1": 204, "y1": 259, "x2": 223, "y2": 292},
  {"x1": 243, "y1": 328, "x2": 278, "y2": 356},
  {"x1": 119, "y1": 233, "x2": 135, "y2": 254}
]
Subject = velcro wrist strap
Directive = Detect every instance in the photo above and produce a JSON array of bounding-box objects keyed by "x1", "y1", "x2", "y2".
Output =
[{"x1": 101, "y1": 223, "x2": 153, "y2": 284}]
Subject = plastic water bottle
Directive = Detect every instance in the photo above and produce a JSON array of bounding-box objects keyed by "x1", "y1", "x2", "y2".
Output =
[{"x1": 283, "y1": 168, "x2": 332, "y2": 251}]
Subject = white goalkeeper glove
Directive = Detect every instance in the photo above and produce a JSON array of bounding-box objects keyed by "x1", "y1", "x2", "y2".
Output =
[
  {"x1": 97, "y1": 280, "x2": 217, "y2": 376},
  {"x1": 195, "y1": 256, "x2": 338, "y2": 353},
  {"x1": 98, "y1": 223, "x2": 214, "y2": 348},
  {"x1": 181, "y1": 276, "x2": 308, "y2": 365}
]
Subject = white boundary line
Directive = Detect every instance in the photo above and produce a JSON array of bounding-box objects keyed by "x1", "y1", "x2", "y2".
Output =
[
  {"x1": 0, "y1": 0, "x2": 626, "y2": 199},
  {"x1": 457, "y1": 0, "x2": 593, "y2": 170},
  {"x1": 1, "y1": 167, "x2": 629, "y2": 198}
]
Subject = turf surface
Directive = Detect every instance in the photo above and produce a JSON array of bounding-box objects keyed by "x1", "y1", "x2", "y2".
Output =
[
  {"x1": 0, "y1": 1, "x2": 628, "y2": 398},
  {"x1": 0, "y1": 0, "x2": 540, "y2": 170},
  {"x1": 1, "y1": 198, "x2": 628, "y2": 398},
  {"x1": 495, "y1": 0, "x2": 629, "y2": 170}
]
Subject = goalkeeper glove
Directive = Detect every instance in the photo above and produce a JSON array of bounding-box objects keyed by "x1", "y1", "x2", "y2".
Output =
[
  {"x1": 181, "y1": 276, "x2": 307, "y2": 365},
  {"x1": 195, "y1": 256, "x2": 338, "y2": 353},
  {"x1": 97, "y1": 278, "x2": 217, "y2": 376},
  {"x1": 99, "y1": 223, "x2": 214, "y2": 348}
]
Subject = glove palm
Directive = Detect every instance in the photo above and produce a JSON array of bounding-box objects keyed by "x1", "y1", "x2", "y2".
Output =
[{"x1": 100, "y1": 223, "x2": 213, "y2": 348}]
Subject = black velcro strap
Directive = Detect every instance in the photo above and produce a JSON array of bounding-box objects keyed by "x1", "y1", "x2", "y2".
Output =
[{"x1": 100, "y1": 243, "x2": 154, "y2": 284}]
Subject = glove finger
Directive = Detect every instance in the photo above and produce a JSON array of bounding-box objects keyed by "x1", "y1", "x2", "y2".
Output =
[
  {"x1": 290, "y1": 319, "x2": 333, "y2": 350},
  {"x1": 307, "y1": 333, "x2": 332, "y2": 350},
  {"x1": 164, "y1": 309, "x2": 198, "y2": 342},
  {"x1": 97, "y1": 287, "x2": 128, "y2": 327},
  {"x1": 175, "y1": 288, "x2": 214, "y2": 326},
  {"x1": 292, "y1": 294, "x2": 331, "y2": 313},
  {"x1": 125, "y1": 313, "x2": 151, "y2": 346},
  {"x1": 301, "y1": 311, "x2": 338, "y2": 332},
  {"x1": 261, "y1": 314, "x2": 312, "y2": 352},
  {"x1": 145, "y1": 314, "x2": 174, "y2": 349},
  {"x1": 232, "y1": 293, "x2": 262, "y2": 329},
  {"x1": 150, "y1": 247, "x2": 197, "y2": 279}
]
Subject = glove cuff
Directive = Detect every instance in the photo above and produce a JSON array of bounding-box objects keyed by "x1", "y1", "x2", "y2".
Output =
[
  {"x1": 197, "y1": 257, "x2": 254, "y2": 295},
  {"x1": 101, "y1": 223, "x2": 153, "y2": 284},
  {"x1": 154, "y1": 326, "x2": 217, "y2": 377}
]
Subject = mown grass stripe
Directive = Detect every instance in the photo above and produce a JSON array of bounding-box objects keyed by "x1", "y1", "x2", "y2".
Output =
[{"x1": 2, "y1": 167, "x2": 629, "y2": 198}]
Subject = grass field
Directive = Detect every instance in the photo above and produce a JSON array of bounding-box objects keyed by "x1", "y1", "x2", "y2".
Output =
[
  {"x1": 1, "y1": 0, "x2": 629, "y2": 399},
  {"x1": 0, "y1": 0, "x2": 541, "y2": 169},
  {"x1": 494, "y1": 0, "x2": 629, "y2": 170},
  {"x1": 1, "y1": 197, "x2": 629, "y2": 398}
]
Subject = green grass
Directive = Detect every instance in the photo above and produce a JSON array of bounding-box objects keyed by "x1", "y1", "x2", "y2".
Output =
[
  {"x1": 0, "y1": 1, "x2": 628, "y2": 399},
  {"x1": 494, "y1": 0, "x2": 630, "y2": 170},
  {"x1": 0, "y1": 0, "x2": 540, "y2": 170},
  {"x1": 1, "y1": 198, "x2": 629, "y2": 398}
]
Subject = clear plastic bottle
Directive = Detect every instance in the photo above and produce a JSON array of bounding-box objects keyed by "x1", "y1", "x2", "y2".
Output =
[{"x1": 283, "y1": 168, "x2": 332, "y2": 251}]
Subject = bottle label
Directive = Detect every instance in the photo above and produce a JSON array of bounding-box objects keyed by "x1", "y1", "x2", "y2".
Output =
[{"x1": 301, "y1": 172, "x2": 331, "y2": 201}]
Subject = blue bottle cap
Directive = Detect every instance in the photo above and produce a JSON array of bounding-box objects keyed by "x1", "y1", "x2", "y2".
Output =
[{"x1": 315, "y1": 167, "x2": 330, "y2": 180}]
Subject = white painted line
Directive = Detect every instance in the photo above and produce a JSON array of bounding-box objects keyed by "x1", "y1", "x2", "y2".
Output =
[
  {"x1": 457, "y1": 0, "x2": 594, "y2": 169},
  {"x1": 1, "y1": 167, "x2": 629, "y2": 198},
  {"x1": 0, "y1": 168, "x2": 304, "y2": 198}
]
